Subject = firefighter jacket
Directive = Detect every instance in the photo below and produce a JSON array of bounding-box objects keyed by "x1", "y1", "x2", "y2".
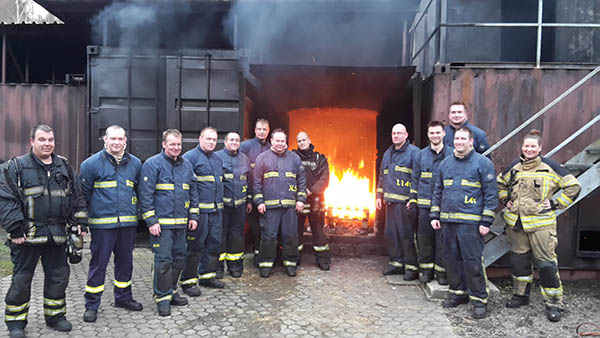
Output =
[
  {"x1": 444, "y1": 122, "x2": 490, "y2": 155},
  {"x1": 293, "y1": 144, "x2": 330, "y2": 214},
  {"x1": 410, "y1": 145, "x2": 453, "y2": 209},
  {"x1": 377, "y1": 142, "x2": 420, "y2": 204},
  {"x1": 240, "y1": 137, "x2": 271, "y2": 169},
  {"x1": 430, "y1": 150, "x2": 498, "y2": 226},
  {"x1": 497, "y1": 155, "x2": 580, "y2": 232},
  {"x1": 79, "y1": 149, "x2": 141, "y2": 229},
  {"x1": 215, "y1": 148, "x2": 251, "y2": 208},
  {"x1": 253, "y1": 149, "x2": 307, "y2": 209},
  {"x1": 0, "y1": 152, "x2": 87, "y2": 244},
  {"x1": 139, "y1": 151, "x2": 199, "y2": 229},
  {"x1": 183, "y1": 146, "x2": 224, "y2": 213}
]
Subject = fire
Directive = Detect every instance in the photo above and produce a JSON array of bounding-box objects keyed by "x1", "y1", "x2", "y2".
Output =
[{"x1": 324, "y1": 161, "x2": 375, "y2": 220}]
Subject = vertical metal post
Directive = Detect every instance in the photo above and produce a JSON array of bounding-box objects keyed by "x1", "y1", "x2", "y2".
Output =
[
  {"x1": 536, "y1": 0, "x2": 543, "y2": 68},
  {"x1": 401, "y1": 20, "x2": 407, "y2": 66},
  {"x1": 233, "y1": 14, "x2": 239, "y2": 50},
  {"x1": 127, "y1": 54, "x2": 132, "y2": 134},
  {"x1": 439, "y1": 0, "x2": 448, "y2": 64},
  {"x1": 1, "y1": 32, "x2": 6, "y2": 84},
  {"x1": 205, "y1": 53, "x2": 212, "y2": 126}
]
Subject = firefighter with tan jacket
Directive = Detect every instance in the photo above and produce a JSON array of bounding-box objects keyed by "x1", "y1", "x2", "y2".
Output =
[{"x1": 497, "y1": 129, "x2": 581, "y2": 322}]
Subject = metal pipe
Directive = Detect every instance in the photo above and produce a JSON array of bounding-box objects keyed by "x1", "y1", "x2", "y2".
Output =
[
  {"x1": 409, "y1": 0, "x2": 436, "y2": 34},
  {"x1": 483, "y1": 65, "x2": 600, "y2": 156},
  {"x1": 536, "y1": 0, "x2": 543, "y2": 68},
  {"x1": 442, "y1": 22, "x2": 600, "y2": 28},
  {"x1": 546, "y1": 113, "x2": 600, "y2": 158},
  {"x1": 401, "y1": 20, "x2": 407, "y2": 66},
  {"x1": 127, "y1": 54, "x2": 132, "y2": 134},
  {"x1": 2, "y1": 32, "x2": 6, "y2": 84},
  {"x1": 205, "y1": 53, "x2": 212, "y2": 125},
  {"x1": 439, "y1": 0, "x2": 448, "y2": 64}
]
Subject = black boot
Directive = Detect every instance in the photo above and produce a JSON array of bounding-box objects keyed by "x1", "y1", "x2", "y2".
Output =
[
  {"x1": 8, "y1": 328, "x2": 25, "y2": 338},
  {"x1": 436, "y1": 272, "x2": 448, "y2": 286},
  {"x1": 157, "y1": 301, "x2": 170, "y2": 316},
  {"x1": 419, "y1": 270, "x2": 434, "y2": 283},
  {"x1": 47, "y1": 318, "x2": 72, "y2": 332},
  {"x1": 472, "y1": 303, "x2": 487, "y2": 319},
  {"x1": 546, "y1": 306, "x2": 561, "y2": 322},
  {"x1": 259, "y1": 267, "x2": 271, "y2": 278},
  {"x1": 170, "y1": 293, "x2": 188, "y2": 306},
  {"x1": 83, "y1": 309, "x2": 97, "y2": 322},
  {"x1": 115, "y1": 299, "x2": 143, "y2": 311},
  {"x1": 383, "y1": 265, "x2": 404, "y2": 276},
  {"x1": 442, "y1": 296, "x2": 469, "y2": 308},
  {"x1": 182, "y1": 285, "x2": 202, "y2": 297},
  {"x1": 506, "y1": 295, "x2": 529, "y2": 308},
  {"x1": 285, "y1": 266, "x2": 297, "y2": 277},
  {"x1": 403, "y1": 269, "x2": 419, "y2": 281},
  {"x1": 199, "y1": 278, "x2": 225, "y2": 289}
]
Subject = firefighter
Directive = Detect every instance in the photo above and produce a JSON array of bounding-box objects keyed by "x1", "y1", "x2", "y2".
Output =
[
  {"x1": 215, "y1": 132, "x2": 252, "y2": 278},
  {"x1": 0, "y1": 124, "x2": 88, "y2": 337},
  {"x1": 180, "y1": 127, "x2": 225, "y2": 294},
  {"x1": 240, "y1": 118, "x2": 271, "y2": 266},
  {"x1": 253, "y1": 128, "x2": 307, "y2": 278},
  {"x1": 293, "y1": 131, "x2": 331, "y2": 270},
  {"x1": 409, "y1": 121, "x2": 453, "y2": 284},
  {"x1": 79, "y1": 125, "x2": 143, "y2": 323},
  {"x1": 376, "y1": 123, "x2": 420, "y2": 280},
  {"x1": 139, "y1": 129, "x2": 199, "y2": 316},
  {"x1": 497, "y1": 129, "x2": 580, "y2": 322},
  {"x1": 430, "y1": 127, "x2": 498, "y2": 320},
  {"x1": 443, "y1": 101, "x2": 490, "y2": 155}
]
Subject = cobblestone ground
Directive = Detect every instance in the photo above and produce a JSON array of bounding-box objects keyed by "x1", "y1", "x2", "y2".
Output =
[{"x1": 0, "y1": 247, "x2": 457, "y2": 338}]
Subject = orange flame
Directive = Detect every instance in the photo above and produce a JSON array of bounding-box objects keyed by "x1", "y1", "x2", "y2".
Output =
[{"x1": 324, "y1": 163, "x2": 375, "y2": 219}]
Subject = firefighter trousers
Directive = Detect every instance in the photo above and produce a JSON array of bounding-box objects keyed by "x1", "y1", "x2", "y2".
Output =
[
  {"x1": 298, "y1": 211, "x2": 330, "y2": 265},
  {"x1": 506, "y1": 222, "x2": 563, "y2": 308},
  {"x1": 417, "y1": 208, "x2": 445, "y2": 275},
  {"x1": 217, "y1": 206, "x2": 246, "y2": 273},
  {"x1": 247, "y1": 209, "x2": 261, "y2": 258},
  {"x1": 85, "y1": 227, "x2": 136, "y2": 310},
  {"x1": 384, "y1": 202, "x2": 418, "y2": 272},
  {"x1": 442, "y1": 222, "x2": 488, "y2": 304},
  {"x1": 259, "y1": 207, "x2": 299, "y2": 269},
  {"x1": 5, "y1": 242, "x2": 69, "y2": 330},
  {"x1": 150, "y1": 229, "x2": 186, "y2": 302},
  {"x1": 181, "y1": 212, "x2": 222, "y2": 284}
]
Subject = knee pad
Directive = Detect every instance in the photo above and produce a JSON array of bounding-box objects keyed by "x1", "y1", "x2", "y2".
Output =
[
  {"x1": 538, "y1": 261, "x2": 560, "y2": 288},
  {"x1": 510, "y1": 251, "x2": 532, "y2": 276}
]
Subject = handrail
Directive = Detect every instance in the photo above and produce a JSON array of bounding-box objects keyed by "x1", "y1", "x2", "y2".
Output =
[
  {"x1": 483, "y1": 65, "x2": 600, "y2": 157},
  {"x1": 546, "y1": 113, "x2": 600, "y2": 158}
]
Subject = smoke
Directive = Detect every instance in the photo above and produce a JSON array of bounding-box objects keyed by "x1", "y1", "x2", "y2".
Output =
[{"x1": 223, "y1": 1, "x2": 406, "y2": 66}]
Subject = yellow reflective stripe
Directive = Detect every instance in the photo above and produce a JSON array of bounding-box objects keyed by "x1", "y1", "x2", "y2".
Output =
[
  {"x1": 443, "y1": 179, "x2": 454, "y2": 186},
  {"x1": 264, "y1": 171, "x2": 279, "y2": 178},
  {"x1": 281, "y1": 199, "x2": 296, "y2": 205},
  {"x1": 431, "y1": 206, "x2": 440, "y2": 212},
  {"x1": 377, "y1": 188, "x2": 384, "y2": 193},
  {"x1": 297, "y1": 192, "x2": 307, "y2": 197},
  {"x1": 394, "y1": 166, "x2": 412, "y2": 174},
  {"x1": 156, "y1": 183, "x2": 175, "y2": 190},
  {"x1": 516, "y1": 171, "x2": 562, "y2": 185},
  {"x1": 224, "y1": 173, "x2": 234, "y2": 179},
  {"x1": 557, "y1": 192, "x2": 573, "y2": 207},
  {"x1": 298, "y1": 244, "x2": 304, "y2": 251},
  {"x1": 86, "y1": 285, "x2": 105, "y2": 293},
  {"x1": 226, "y1": 252, "x2": 244, "y2": 260},
  {"x1": 196, "y1": 175, "x2": 215, "y2": 182},
  {"x1": 482, "y1": 209, "x2": 495, "y2": 217},
  {"x1": 44, "y1": 307, "x2": 66, "y2": 316},
  {"x1": 513, "y1": 275, "x2": 533, "y2": 283},
  {"x1": 126, "y1": 180, "x2": 135, "y2": 188},
  {"x1": 469, "y1": 295, "x2": 487, "y2": 304},
  {"x1": 43, "y1": 298, "x2": 65, "y2": 306},
  {"x1": 250, "y1": 163, "x2": 256, "y2": 168},
  {"x1": 253, "y1": 193, "x2": 263, "y2": 201},
  {"x1": 240, "y1": 175, "x2": 247, "y2": 181},
  {"x1": 283, "y1": 260, "x2": 296, "y2": 267},
  {"x1": 23, "y1": 186, "x2": 44, "y2": 196},
  {"x1": 264, "y1": 200, "x2": 279, "y2": 206},
  {"x1": 405, "y1": 264, "x2": 418, "y2": 271},
  {"x1": 114, "y1": 280, "x2": 132, "y2": 288},
  {"x1": 143, "y1": 210, "x2": 156, "y2": 220},
  {"x1": 223, "y1": 197, "x2": 232, "y2": 203},
  {"x1": 259, "y1": 262, "x2": 274, "y2": 268},
  {"x1": 154, "y1": 295, "x2": 173, "y2": 303},
  {"x1": 434, "y1": 264, "x2": 446, "y2": 272},
  {"x1": 383, "y1": 169, "x2": 389, "y2": 175},
  {"x1": 389, "y1": 261, "x2": 404, "y2": 268},
  {"x1": 219, "y1": 253, "x2": 227, "y2": 261},
  {"x1": 285, "y1": 172, "x2": 296, "y2": 178},
  {"x1": 440, "y1": 212, "x2": 482, "y2": 221},
  {"x1": 89, "y1": 215, "x2": 137, "y2": 224},
  {"x1": 461, "y1": 179, "x2": 481, "y2": 188},
  {"x1": 199, "y1": 203, "x2": 215, "y2": 209},
  {"x1": 421, "y1": 171, "x2": 432, "y2": 178},
  {"x1": 383, "y1": 193, "x2": 409, "y2": 201},
  {"x1": 410, "y1": 189, "x2": 418, "y2": 194},
  {"x1": 234, "y1": 198, "x2": 247, "y2": 206},
  {"x1": 6, "y1": 302, "x2": 29, "y2": 312},
  {"x1": 5, "y1": 313, "x2": 27, "y2": 321},
  {"x1": 541, "y1": 286, "x2": 563, "y2": 296},
  {"x1": 313, "y1": 244, "x2": 329, "y2": 252},
  {"x1": 417, "y1": 199, "x2": 431, "y2": 206},
  {"x1": 180, "y1": 278, "x2": 199, "y2": 286},
  {"x1": 189, "y1": 207, "x2": 199, "y2": 214},
  {"x1": 498, "y1": 190, "x2": 508, "y2": 199},
  {"x1": 420, "y1": 263, "x2": 434, "y2": 269},
  {"x1": 199, "y1": 272, "x2": 216, "y2": 280},
  {"x1": 158, "y1": 218, "x2": 188, "y2": 225},
  {"x1": 74, "y1": 211, "x2": 88, "y2": 219},
  {"x1": 94, "y1": 181, "x2": 117, "y2": 188},
  {"x1": 408, "y1": 199, "x2": 417, "y2": 204},
  {"x1": 182, "y1": 183, "x2": 190, "y2": 190}
]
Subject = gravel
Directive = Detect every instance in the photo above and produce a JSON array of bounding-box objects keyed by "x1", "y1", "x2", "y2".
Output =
[{"x1": 443, "y1": 277, "x2": 600, "y2": 338}]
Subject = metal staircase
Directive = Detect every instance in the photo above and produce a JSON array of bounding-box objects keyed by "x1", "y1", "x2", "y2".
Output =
[{"x1": 482, "y1": 67, "x2": 600, "y2": 267}]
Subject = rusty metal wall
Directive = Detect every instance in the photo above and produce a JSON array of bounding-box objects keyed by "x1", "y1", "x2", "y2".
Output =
[
  {"x1": 420, "y1": 67, "x2": 600, "y2": 270},
  {"x1": 0, "y1": 84, "x2": 87, "y2": 167}
]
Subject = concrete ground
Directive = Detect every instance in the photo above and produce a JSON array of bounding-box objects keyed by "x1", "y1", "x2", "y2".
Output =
[{"x1": 0, "y1": 247, "x2": 457, "y2": 338}]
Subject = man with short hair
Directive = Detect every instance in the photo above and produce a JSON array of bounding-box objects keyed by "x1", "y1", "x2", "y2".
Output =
[
  {"x1": 240, "y1": 118, "x2": 271, "y2": 265},
  {"x1": 215, "y1": 132, "x2": 252, "y2": 278},
  {"x1": 0, "y1": 124, "x2": 88, "y2": 337},
  {"x1": 409, "y1": 121, "x2": 453, "y2": 284},
  {"x1": 139, "y1": 129, "x2": 199, "y2": 316},
  {"x1": 376, "y1": 123, "x2": 420, "y2": 280},
  {"x1": 443, "y1": 101, "x2": 490, "y2": 155},
  {"x1": 180, "y1": 127, "x2": 225, "y2": 294},
  {"x1": 253, "y1": 129, "x2": 307, "y2": 278},
  {"x1": 293, "y1": 131, "x2": 331, "y2": 271},
  {"x1": 431, "y1": 127, "x2": 498, "y2": 320},
  {"x1": 79, "y1": 125, "x2": 143, "y2": 323}
]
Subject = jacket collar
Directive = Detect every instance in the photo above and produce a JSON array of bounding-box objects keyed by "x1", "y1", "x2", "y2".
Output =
[
  {"x1": 520, "y1": 155, "x2": 542, "y2": 170},
  {"x1": 102, "y1": 149, "x2": 129, "y2": 166},
  {"x1": 29, "y1": 151, "x2": 57, "y2": 168},
  {"x1": 161, "y1": 150, "x2": 183, "y2": 165}
]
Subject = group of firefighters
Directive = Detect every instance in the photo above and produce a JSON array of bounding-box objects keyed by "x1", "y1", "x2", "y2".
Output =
[
  {"x1": 0, "y1": 100, "x2": 581, "y2": 337},
  {"x1": 378, "y1": 101, "x2": 580, "y2": 322}
]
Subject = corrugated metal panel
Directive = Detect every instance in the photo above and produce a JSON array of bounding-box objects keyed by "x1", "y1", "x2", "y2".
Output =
[{"x1": 0, "y1": 84, "x2": 86, "y2": 167}]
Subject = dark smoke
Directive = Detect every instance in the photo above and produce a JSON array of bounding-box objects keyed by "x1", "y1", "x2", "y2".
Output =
[{"x1": 223, "y1": 1, "x2": 406, "y2": 66}]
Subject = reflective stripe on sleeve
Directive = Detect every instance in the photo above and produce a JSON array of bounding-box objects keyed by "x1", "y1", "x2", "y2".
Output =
[{"x1": 94, "y1": 181, "x2": 117, "y2": 188}]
